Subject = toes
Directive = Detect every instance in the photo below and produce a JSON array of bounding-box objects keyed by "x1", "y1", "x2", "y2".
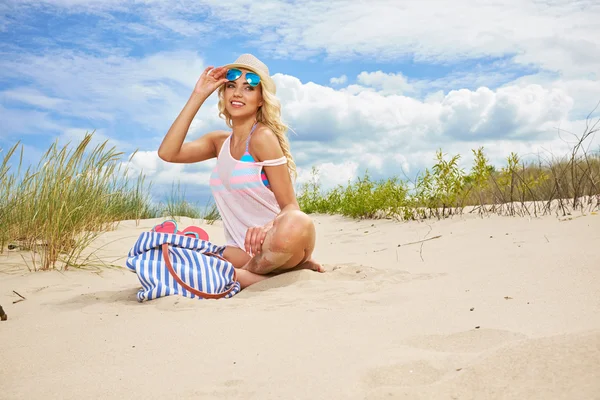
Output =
[{"x1": 306, "y1": 259, "x2": 324, "y2": 272}]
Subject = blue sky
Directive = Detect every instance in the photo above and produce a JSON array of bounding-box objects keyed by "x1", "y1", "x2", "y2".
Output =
[{"x1": 1, "y1": 0, "x2": 599, "y2": 206}]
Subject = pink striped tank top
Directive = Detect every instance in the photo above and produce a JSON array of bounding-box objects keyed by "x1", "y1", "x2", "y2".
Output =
[{"x1": 209, "y1": 124, "x2": 287, "y2": 250}]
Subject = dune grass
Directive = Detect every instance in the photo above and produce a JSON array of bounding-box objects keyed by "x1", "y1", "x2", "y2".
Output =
[
  {"x1": 297, "y1": 111, "x2": 600, "y2": 220},
  {"x1": 161, "y1": 181, "x2": 202, "y2": 220},
  {"x1": 1, "y1": 109, "x2": 598, "y2": 270},
  {"x1": 0, "y1": 133, "x2": 219, "y2": 270},
  {"x1": 0, "y1": 134, "x2": 156, "y2": 270}
]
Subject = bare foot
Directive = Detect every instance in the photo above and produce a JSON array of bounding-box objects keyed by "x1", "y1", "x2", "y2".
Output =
[{"x1": 290, "y1": 258, "x2": 325, "y2": 273}]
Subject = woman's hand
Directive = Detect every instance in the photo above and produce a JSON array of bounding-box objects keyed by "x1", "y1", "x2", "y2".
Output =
[
  {"x1": 193, "y1": 66, "x2": 229, "y2": 97},
  {"x1": 244, "y1": 221, "x2": 274, "y2": 256}
]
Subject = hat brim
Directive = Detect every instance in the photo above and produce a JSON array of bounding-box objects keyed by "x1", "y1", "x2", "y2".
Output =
[{"x1": 223, "y1": 63, "x2": 276, "y2": 94}]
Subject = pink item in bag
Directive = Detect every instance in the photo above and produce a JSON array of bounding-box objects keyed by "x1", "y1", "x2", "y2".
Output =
[{"x1": 152, "y1": 219, "x2": 209, "y2": 241}]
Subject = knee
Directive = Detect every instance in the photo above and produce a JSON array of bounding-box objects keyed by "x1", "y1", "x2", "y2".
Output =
[
  {"x1": 276, "y1": 210, "x2": 314, "y2": 233},
  {"x1": 271, "y1": 210, "x2": 315, "y2": 251}
]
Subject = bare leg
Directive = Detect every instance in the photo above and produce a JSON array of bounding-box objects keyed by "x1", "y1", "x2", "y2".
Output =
[
  {"x1": 235, "y1": 268, "x2": 270, "y2": 289},
  {"x1": 241, "y1": 210, "x2": 323, "y2": 275},
  {"x1": 221, "y1": 247, "x2": 269, "y2": 288},
  {"x1": 223, "y1": 246, "x2": 252, "y2": 268}
]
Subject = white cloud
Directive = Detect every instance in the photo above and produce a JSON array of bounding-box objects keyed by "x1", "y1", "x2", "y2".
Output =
[
  {"x1": 296, "y1": 160, "x2": 359, "y2": 191},
  {"x1": 0, "y1": 104, "x2": 66, "y2": 136},
  {"x1": 8, "y1": 0, "x2": 600, "y2": 78},
  {"x1": 356, "y1": 71, "x2": 413, "y2": 95},
  {"x1": 0, "y1": 49, "x2": 227, "y2": 141},
  {"x1": 329, "y1": 75, "x2": 347, "y2": 85},
  {"x1": 278, "y1": 72, "x2": 579, "y2": 149},
  {"x1": 124, "y1": 149, "x2": 217, "y2": 185},
  {"x1": 439, "y1": 84, "x2": 574, "y2": 140},
  {"x1": 58, "y1": 128, "x2": 135, "y2": 153},
  {"x1": 1, "y1": 87, "x2": 68, "y2": 109},
  {"x1": 198, "y1": 0, "x2": 599, "y2": 78},
  {"x1": 276, "y1": 73, "x2": 599, "y2": 185},
  {"x1": 509, "y1": 74, "x2": 600, "y2": 119}
]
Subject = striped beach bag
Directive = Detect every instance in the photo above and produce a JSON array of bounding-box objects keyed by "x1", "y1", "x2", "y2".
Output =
[{"x1": 125, "y1": 231, "x2": 241, "y2": 302}]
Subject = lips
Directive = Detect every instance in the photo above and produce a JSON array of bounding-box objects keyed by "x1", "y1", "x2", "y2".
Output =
[{"x1": 231, "y1": 101, "x2": 245, "y2": 108}]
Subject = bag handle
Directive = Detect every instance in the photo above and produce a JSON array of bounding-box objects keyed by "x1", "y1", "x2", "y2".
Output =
[{"x1": 161, "y1": 243, "x2": 238, "y2": 299}]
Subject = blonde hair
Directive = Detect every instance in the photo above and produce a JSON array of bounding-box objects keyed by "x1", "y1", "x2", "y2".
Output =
[{"x1": 217, "y1": 83, "x2": 297, "y2": 181}]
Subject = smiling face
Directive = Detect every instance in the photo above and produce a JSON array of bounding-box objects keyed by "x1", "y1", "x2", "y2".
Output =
[{"x1": 223, "y1": 68, "x2": 264, "y2": 119}]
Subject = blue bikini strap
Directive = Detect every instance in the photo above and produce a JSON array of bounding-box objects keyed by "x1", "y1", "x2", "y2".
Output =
[{"x1": 244, "y1": 122, "x2": 259, "y2": 153}]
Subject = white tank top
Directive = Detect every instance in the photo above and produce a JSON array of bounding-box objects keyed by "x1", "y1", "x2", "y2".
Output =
[{"x1": 209, "y1": 127, "x2": 287, "y2": 250}]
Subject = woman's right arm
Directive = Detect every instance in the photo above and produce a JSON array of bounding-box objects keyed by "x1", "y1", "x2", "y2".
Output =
[{"x1": 158, "y1": 66, "x2": 229, "y2": 164}]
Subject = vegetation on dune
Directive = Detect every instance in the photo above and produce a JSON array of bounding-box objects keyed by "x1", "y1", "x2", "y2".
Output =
[
  {"x1": 298, "y1": 110, "x2": 600, "y2": 220},
  {"x1": 0, "y1": 133, "x2": 220, "y2": 270},
  {"x1": 0, "y1": 107, "x2": 598, "y2": 270},
  {"x1": 298, "y1": 147, "x2": 599, "y2": 220}
]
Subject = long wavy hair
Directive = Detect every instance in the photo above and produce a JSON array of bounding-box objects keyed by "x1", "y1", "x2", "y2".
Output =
[{"x1": 217, "y1": 82, "x2": 297, "y2": 181}]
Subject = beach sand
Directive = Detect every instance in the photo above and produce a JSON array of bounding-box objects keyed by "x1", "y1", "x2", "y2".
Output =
[{"x1": 1, "y1": 212, "x2": 599, "y2": 399}]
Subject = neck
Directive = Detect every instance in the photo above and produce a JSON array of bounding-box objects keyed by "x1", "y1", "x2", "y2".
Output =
[{"x1": 231, "y1": 116, "x2": 257, "y2": 141}]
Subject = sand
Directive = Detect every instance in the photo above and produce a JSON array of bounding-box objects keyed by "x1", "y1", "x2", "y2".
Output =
[{"x1": 1, "y1": 212, "x2": 599, "y2": 399}]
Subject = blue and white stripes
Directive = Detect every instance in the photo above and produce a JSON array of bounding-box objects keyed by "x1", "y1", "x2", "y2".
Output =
[{"x1": 126, "y1": 231, "x2": 241, "y2": 302}]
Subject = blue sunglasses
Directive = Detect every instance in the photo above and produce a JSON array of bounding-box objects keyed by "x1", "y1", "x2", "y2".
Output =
[{"x1": 226, "y1": 68, "x2": 261, "y2": 87}]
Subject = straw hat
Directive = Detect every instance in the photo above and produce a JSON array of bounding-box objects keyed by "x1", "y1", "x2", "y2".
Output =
[{"x1": 224, "y1": 53, "x2": 277, "y2": 95}]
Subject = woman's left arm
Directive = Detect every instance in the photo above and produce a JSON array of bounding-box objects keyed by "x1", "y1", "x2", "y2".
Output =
[
  {"x1": 250, "y1": 127, "x2": 299, "y2": 215},
  {"x1": 243, "y1": 127, "x2": 299, "y2": 255}
]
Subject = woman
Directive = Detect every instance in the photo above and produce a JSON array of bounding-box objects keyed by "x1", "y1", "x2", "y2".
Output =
[{"x1": 158, "y1": 54, "x2": 323, "y2": 288}]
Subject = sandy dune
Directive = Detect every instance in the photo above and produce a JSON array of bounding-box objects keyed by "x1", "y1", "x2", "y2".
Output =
[{"x1": 1, "y1": 212, "x2": 599, "y2": 399}]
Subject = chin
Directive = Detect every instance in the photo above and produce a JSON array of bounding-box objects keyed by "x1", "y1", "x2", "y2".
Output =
[{"x1": 227, "y1": 106, "x2": 258, "y2": 119}]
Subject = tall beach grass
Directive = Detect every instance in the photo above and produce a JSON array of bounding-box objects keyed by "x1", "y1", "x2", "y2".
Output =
[{"x1": 0, "y1": 133, "x2": 219, "y2": 270}]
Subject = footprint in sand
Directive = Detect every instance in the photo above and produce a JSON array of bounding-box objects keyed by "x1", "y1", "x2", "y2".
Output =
[
  {"x1": 364, "y1": 360, "x2": 447, "y2": 387},
  {"x1": 361, "y1": 332, "x2": 527, "y2": 397},
  {"x1": 151, "y1": 294, "x2": 244, "y2": 311},
  {"x1": 327, "y1": 263, "x2": 443, "y2": 285},
  {"x1": 372, "y1": 331, "x2": 600, "y2": 400},
  {"x1": 52, "y1": 287, "x2": 141, "y2": 309},
  {"x1": 236, "y1": 264, "x2": 443, "y2": 302},
  {"x1": 182, "y1": 379, "x2": 254, "y2": 398},
  {"x1": 404, "y1": 328, "x2": 528, "y2": 353}
]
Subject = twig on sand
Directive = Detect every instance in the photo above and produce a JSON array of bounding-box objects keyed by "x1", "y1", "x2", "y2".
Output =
[
  {"x1": 396, "y1": 225, "x2": 442, "y2": 262},
  {"x1": 398, "y1": 235, "x2": 443, "y2": 247},
  {"x1": 13, "y1": 290, "x2": 26, "y2": 300}
]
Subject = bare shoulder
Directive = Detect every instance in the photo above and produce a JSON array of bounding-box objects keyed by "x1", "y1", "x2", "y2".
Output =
[
  {"x1": 250, "y1": 125, "x2": 284, "y2": 161},
  {"x1": 207, "y1": 130, "x2": 231, "y2": 155},
  {"x1": 207, "y1": 129, "x2": 230, "y2": 142}
]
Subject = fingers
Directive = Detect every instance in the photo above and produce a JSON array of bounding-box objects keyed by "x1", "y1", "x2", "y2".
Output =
[
  {"x1": 246, "y1": 227, "x2": 259, "y2": 256},
  {"x1": 257, "y1": 230, "x2": 266, "y2": 254},
  {"x1": 244, "y1": 227, "x2": 267, "y2": 256},
  {"x1": 252, "y1": 228, "x2": 263, "y2": 255},
  {"x1": 200, "y1": 66, "x2": 228, "y2": 90},
  {"x1": 213, "y1": 67, "x2": 228, "y2": 81},
  {"x1": 244, "y1": 228, "x2": 253, "y2": 255},
  {"x1": 203, "y1": 66, "x2": 224, "y2": 77},
  {"x1": 248, "y1": 228, "x2": 259, "y2": 256}
]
